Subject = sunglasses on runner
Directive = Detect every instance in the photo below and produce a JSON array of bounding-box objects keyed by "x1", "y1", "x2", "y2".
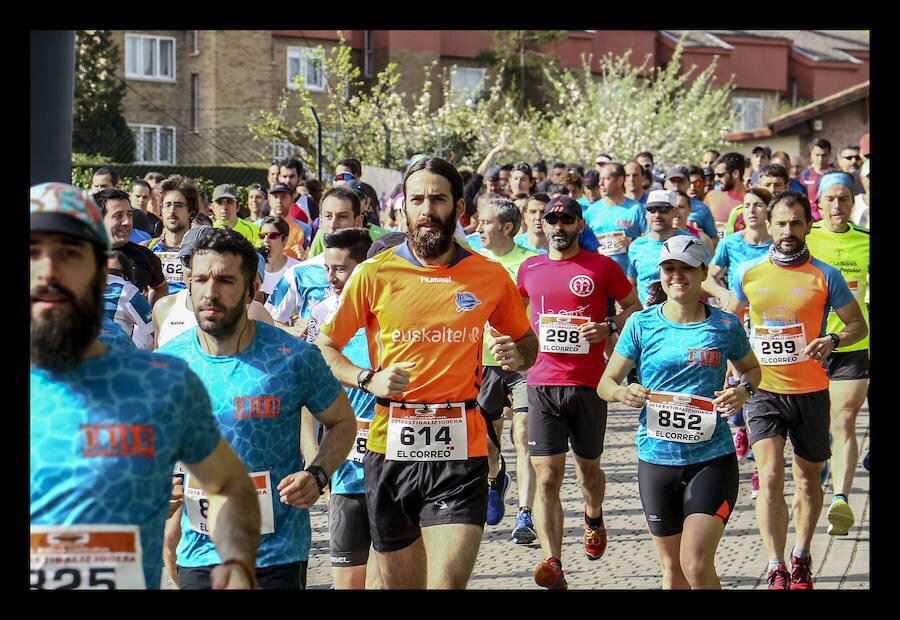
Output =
[
  {"x1": 334, "y1": 172, "x2": 355, "y2": 182},
  {"x1": 645, "y1": 205, "x2": 673, "y2": 214},
  {"x1": 543, "y1": 214, "x2": 576, "y2": 226},
  {"x1": 259, "y1": 232, "x2": 284, "y2": 240}
]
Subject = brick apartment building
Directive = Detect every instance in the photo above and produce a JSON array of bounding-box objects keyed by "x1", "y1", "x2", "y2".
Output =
[{"x1": 110, "y1": 29, "x2": 869, "y2": 168}]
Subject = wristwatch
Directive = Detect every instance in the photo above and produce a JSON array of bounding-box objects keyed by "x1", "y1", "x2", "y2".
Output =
[
  {"x1": 305, "y1": 465, "x2": 329, "y2": 495},
  {"x1": 356, "y1": 368, "x2": 375, "y2": 392},
  {"x1": 827, "y1": 333, "x2": 840, "y2": 348},
  {"x1": 605, "y1": 317, "x2": 618, "y2": 334},
  {"x1": 738, "y1": 381, "x2": 756, "y2": 399}
]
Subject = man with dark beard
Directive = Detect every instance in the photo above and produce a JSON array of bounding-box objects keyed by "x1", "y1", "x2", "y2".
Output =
[
  {"x1": 157, "y1": 227, "x2": 356, "y2": 589},
  {"x1": 315, "y1": 157, "x2": 539, "y2": 589},
  {"x1": 516, "y1": 195, "x2": 641, "y2": 589},
  {"x1": 30, "y1": 182, "x2": 261, "y2": 590}
]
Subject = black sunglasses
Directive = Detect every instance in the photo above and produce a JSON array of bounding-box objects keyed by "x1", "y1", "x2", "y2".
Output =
[
  {"x1": 646, "y1": 205, "x2": 673, "y2": 214},
  {"x1": 714, "y1": 171, "x2": 729, "y2": 178},
  {"x1": 544, "y1": 214, "x2": 576, "y2": 225}
]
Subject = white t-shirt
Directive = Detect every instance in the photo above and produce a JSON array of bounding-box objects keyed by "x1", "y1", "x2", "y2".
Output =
[{"x1": 262, "y1": 256, "x2": 301, "y2": 296}]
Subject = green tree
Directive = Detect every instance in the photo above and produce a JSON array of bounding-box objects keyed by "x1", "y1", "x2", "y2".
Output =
[
  {"x1": 475, "y1": 30, "x2": 567, "y2": 113},
  {"x1": 251, "y1": 34, "x2": 738, "y2": 175},
  {"x1": 72, "y1": 30, "x2": 136, "y2": 163}
]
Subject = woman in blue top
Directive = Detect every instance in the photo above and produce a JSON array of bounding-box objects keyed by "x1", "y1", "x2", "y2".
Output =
[{"x1": 597, "y1": 235, "x2": 761, "y2": 589}]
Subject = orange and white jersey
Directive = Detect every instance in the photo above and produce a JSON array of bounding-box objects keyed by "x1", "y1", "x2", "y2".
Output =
[{"x1": 321, "y1": 242, "x2": 532, "y2": 456}]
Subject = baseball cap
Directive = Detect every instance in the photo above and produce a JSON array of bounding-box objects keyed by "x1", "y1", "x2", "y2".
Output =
[
  {"x1": 595, "y1": 153, "x2": 613, "y2": 166},
  {"x1": 212, "y1": 183, "x2": 238, "y2": 202},
  {"x1": 583, "y1": 170, "x2": 600, "y2": 188},
  {"x1": 268, "y1": 182, "x2": 292, "y2": 195},
  {"x1": 646, "y1": 189, "x2": 677, "y2": 208},
  {"x1": 31, "y1": 182, "x2": 110, "y2": 251},
  {"x1": 177, "y1": 225, "x2": 212, "y2": 262},
  {"x1": 543, "y1": 195, "x2": 582, "y2": 220},
  {"x1": 702, "y1": 167, "x2": 715, "y2": 179},
  {"x1": 485, "y1": 167, "x2": 501, "y2": 182},
  {"x1": 658, "y1": 235, "x2": 708, "y2": 267},
  {"x1": 665, "y1": 165, "x2": 690, "y2": 180},
  {"x1": 752, "y1": 144, "x2": 772, "y2": 159},
  {"x1": 367, "y1": 230, "x2": 406, "y2": 258}
]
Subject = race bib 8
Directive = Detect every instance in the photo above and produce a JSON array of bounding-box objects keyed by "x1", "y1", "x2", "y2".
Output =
[{"x1": 538, "y1": 313, "x2": 590, "y2": 355}]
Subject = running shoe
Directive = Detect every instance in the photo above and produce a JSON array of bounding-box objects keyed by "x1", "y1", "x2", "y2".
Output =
[
  {"x1": 863, "y1": 449, "x2": 870, "y2": 471},
  {"x1": 789, "y1": 555, "x2": 814, "y2": 590},
  {"x1": 512, "y1": 507, "x2": 537, "y2": 545},
  {"x1": 486, "y1": 472, "x2": 510, "y2": 526},
  {"x1": 750, "y1": 470, "x2": 760, "y2": 500},
  {"x1": 534, "y1": 557, "x2": 567, "y2": 590},
  {"x1": 766, "y1": 563, "x2": 790, "y2": 590},
  {"x1": 734, "y1": 426, "x2": 749, "y2": 460},
  {"x1": 583, "y1": 513, "x2": 607, "y2": 560},
  {"x1": 826, "y1": 497, "x2": 855, "y2": 536}
]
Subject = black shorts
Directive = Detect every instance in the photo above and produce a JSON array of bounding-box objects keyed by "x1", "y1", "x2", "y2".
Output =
[
  {"x1": 363, "y1": 451, "x2": 488, "y2": 553},
  {"x1": 329, "y1": 493, "x2": 371, "y2": 568},
  {"x1": 823, "y1": 349, "x2": 869, "y2": 381},
  {"x1": 177, "y1": 561, "x2": 307, "y2": 590},
  {"x1": 743, "y1": 388, "x2": 831, "y2": 463},
  {"x1": 527, "y1": 385, "x2": 607, "y2": 459},
  {"x1": 477, "y1": 366, "x2": 528, "y2": 420},
  {"x1": 638, "y1": 453, "x2": 738, "y2": 537}
]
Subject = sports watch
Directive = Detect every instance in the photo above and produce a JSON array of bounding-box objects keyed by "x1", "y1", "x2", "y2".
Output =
[
  {"x1": 605, "y1": 317, "x2": 618, "y2": 334},
  {"x1": 738, "y1": 381, "x2": 756, "y2": 399},
  {"x1": 356, "y1": 368, "x2": 375, "y2": 392},
  {"x1": 827, "y1": 333, "x2": 840, "y2": 348},
  {"x1": 305, "y1": 465, "x2": 328, "y2": 495}
]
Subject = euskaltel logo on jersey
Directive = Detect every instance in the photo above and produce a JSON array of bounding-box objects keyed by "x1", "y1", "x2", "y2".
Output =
[{"x1": 391, "y1": 326, "x2": 482, "y2": 344}]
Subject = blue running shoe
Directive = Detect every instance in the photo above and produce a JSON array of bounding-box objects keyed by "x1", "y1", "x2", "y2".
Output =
[
  {"x1": 512, "y1": 508, "x2": 537, "y2": 544},
  {"x1": 486, "y1": 472, "x2": 510, "y2": 525}
]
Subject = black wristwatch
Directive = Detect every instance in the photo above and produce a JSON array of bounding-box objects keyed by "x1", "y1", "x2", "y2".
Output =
[
  {"x1": 827, "y1": 333, "x2": 840, "y2": 348},
  {"x1": 605, "y1": 317, "x2": 618, "y2": 334},
  {"x1": 305, "y1": 465, "x2": 329, "y2": 495},
  {"x1": 356, "y1": 368, "x2": 375, "y2": 392},
  {"x1": 738, "y1": 381, "x2": 756, "y2": 399}
]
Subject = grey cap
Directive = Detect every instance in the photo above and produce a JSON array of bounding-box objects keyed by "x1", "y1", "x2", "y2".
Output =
[
  {"x1": 212, "y1": 183, "x2": 238, "y2": 202},
  {"x1": 665, "y1": 165, "x2": 690, "y2": 180},
  {"x1": 658, "y1": 234, "x2": 708, "y2": 267},
  {"x1": 177, "y1": 225, "x2": 213, "y2": 261}
]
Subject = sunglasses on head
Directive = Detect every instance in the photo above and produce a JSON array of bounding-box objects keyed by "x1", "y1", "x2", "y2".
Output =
[
  {"x1": 646, "y1": 205, "x2": 673, "y2": 214},
  {"x1": 544, "y1": 213, "x2": 576, "y2": 225},
  {"x1": 259, "y1": 232, "x2": 283, "y2": 240},
  {"x1": 334, "y1": 172, "x2": 355, "y2": 182}
]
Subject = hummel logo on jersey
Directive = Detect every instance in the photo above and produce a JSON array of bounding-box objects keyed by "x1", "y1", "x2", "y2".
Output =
[
  {"x1": 436, "y1": 500, "x2": 449, "y2": 510},
  {"x1": 421, "y1": 276, "x2": 452, "y2": 283},
  {"x1": 456, "y1": 292, "x2": 482, "y2": 312}
]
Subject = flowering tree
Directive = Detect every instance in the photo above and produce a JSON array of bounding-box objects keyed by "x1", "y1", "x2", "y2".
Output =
[{"x1": 250, "y1": 33, "x2": 737, "y2": 175}]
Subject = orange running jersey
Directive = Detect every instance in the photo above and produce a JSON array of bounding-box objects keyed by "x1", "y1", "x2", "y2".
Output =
[
  {"x1": 320, "y1": 242, "x2": 533, "y2": 456},
  {"x1": 734, "y1": 254, "x2": 856, "y2": 394}
]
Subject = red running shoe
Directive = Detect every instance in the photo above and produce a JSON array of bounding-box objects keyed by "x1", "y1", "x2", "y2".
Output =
[
  {"x1": 767, "y1": 563, "x2": 790, "y2": 590},
  {"x1": 789, "y1": 555, "x2": 814, "y2": 590},
  {"x1": 583, "y1": 516, "x2": 607, "y2": 560},
  {"x1": 534, "y1": 557, "x2": 568, "y2": 590}
]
